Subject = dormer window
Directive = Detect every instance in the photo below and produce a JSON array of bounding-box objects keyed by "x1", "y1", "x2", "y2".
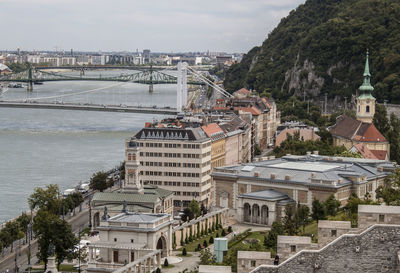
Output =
[{"x1": 366, "y1": 106, "x2": 370, "y2": 113}]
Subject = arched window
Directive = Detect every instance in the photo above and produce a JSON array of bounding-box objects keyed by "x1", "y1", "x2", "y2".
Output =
[{"x1": 366, "y1": 105, "x2": 370, "y2": 113}]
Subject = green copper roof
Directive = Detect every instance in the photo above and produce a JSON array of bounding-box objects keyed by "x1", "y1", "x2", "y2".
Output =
[
  {"x1": 359, "y1": 50, "x2": 374, "y2": 92},
  {"x1": 358, "y1": 93, "x2": 375, "y2": 100}
]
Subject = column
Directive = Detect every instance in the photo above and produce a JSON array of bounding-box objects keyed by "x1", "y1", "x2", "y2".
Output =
[
  {"x1": 148, "y1": 258, "x2": 152, "y2": 272},
  {"x1": 157, "y1": 253, "x2": 161, "y2": 267},
  {"x1": 89, "y1": 248, "x2": 93, "y2": 263},
  {"x1": 307, "y1": 190, "x2": 313, "y2": 208},
  {"x1": 111, "y1": 249, "x2": 114, "y2": 263},
  {"x1": 138, "y1": 263, "x2": 142, "y2": 273},
  {"x1": 293, "y1": 189, "x2": 298, "y2": 203}
]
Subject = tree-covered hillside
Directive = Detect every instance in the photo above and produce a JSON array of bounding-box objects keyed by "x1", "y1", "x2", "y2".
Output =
[{"x1": 224, "y1": 0, "x2": 400, "y2": 104}]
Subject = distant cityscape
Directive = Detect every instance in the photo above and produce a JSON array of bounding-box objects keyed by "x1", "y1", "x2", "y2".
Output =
[{"x1": 0, "y1": 48, "x2": 243, "y2": 66}]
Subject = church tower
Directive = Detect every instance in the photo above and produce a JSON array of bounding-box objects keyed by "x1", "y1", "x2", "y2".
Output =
[
  {"x1": 356, "y1": 50, "x2": 375, "y2": 123},
  {"x1": 124, "y1": 138, "x2": 144, "y2": 193}
]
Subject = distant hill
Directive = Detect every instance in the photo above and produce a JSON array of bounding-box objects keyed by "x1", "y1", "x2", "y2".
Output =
[{"x1": 224, "y1": 0, "x2": 400, "y2": 104}]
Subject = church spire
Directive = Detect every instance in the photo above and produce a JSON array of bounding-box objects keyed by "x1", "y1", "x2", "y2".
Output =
[{"x1": 359, "y1": 50, "x2": 374, "y2": 92}]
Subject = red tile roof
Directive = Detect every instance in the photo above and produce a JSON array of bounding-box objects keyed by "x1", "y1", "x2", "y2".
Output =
[
  {"x1": 201, "y1": 123, "x2": 224, "y2": 138},
  {"x1": 370, "y1": 150, "x2": 388, "y2": 160},
  {"x1": 234, "y1": 106, "x2": 261, "y2": 116},
  {"x1": 236, "y1": 88, "x2": 251, "y2": 95},
  {"x1": 329, "y1": 115, "x2": 387, "y2": 143},
  {"x1": 353, "y1": 143, "x2": 379, "y2": 159}
]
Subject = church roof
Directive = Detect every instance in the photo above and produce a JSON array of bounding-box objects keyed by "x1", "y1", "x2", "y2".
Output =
[{"x1": 329, "y1": 115, "x2": 387, "y2": 143}]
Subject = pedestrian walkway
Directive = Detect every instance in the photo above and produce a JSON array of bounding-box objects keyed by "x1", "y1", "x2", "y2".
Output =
[{"x1": 162, "y1": 251, "x2": 201, "y2": 273}]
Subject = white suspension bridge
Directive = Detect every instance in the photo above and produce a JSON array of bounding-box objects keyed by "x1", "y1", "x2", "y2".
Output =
[{"x1": 0, "y1": 63, "x2": 233, "y2": 115}]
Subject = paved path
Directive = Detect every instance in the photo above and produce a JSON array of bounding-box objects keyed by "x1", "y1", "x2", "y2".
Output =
[{"x1": 162, "y1": 252, "x2": 201, "y2": 273}]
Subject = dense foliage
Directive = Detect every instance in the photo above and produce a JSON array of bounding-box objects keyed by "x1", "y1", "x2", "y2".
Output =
[{"x1": 224, "y1": 0, "x2": 400, "y2": 104}]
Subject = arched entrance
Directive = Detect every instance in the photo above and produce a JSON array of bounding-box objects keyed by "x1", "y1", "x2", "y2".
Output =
[
  {"x1": 244, "y1": 203, "x2": 251, "y2": 222},
  {"x1": 156, "y1": 236, "x2": 167, "y2": 257},
  {"x1": 261, "y1": 205, "x2": 269, "y2": 225},
  {"x1": 252, "y1": 204, "x2": 260, "y2": 224},
  {"x1": 93, "y1": 212, "x2": 100, "y2": 228}
]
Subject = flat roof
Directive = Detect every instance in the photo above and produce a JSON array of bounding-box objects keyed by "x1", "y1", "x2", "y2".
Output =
[
  {"x1": 318, "y1": 220, "x2": 351, "y2": 229},
  {"x1": 271, "y1": 162, "x2": 341, "y2": 172},
  {"x1": 199, "y1": 265, "x2": 231, "y2": 273},
  {"x1": 238, "y1": 251, "x2": 271, "y2": 259},
  {"x1": 358, "y1": 205, "x2": 400, "y2": 214},
  {"x1": 278, "y1": 235, "x2": 311, "y2": 244},
  {"x1": 109, "y1": 212, "x2": 170, "y2": 223}
]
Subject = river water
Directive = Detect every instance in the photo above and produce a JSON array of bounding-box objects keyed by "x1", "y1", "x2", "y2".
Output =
[{"x1": 0, "y1": 70, "x2": 176, "y2": 224}]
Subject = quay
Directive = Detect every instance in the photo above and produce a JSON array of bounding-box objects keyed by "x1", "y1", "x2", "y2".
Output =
[{"x1": 0, "y1": 101, "x2": 178, "y2": 115}]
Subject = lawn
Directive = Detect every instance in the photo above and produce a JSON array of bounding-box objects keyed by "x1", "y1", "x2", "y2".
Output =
[{"x1": 178, "y1": 229, "x2": 224, "y2": 252}]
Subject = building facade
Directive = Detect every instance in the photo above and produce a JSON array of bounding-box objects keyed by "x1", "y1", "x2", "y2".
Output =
[
  {"x1": 212, "y1": 155, "x2": 394, "y2": 226},
  {"x1": 126, "y1": 127, "x2": 212, "y2": 209}
]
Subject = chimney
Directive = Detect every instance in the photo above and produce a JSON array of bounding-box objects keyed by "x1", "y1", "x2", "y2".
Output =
[
  {"x1": 311, "y1": 172, "x2": 316, "y2": 178},
  {"x1": 254, "y1": 171, "x2": 260, "y2": 177},
  {"x1": 313, "y1": 151, "x2": 319, "y2": 155},
  {"x1": 338, "y1": 178, "x2": 343, "y2": 183},
  {"x1": 378, "y1": 167, "x2": 383, "y2": 172},
  {"x1": 270, "y1": 173, "x2": 276, "y2": 179},
  {"x1": 306, "y1": 151, "x2": 311, "y2": 156},
  {"x1": 285, "y1": 175, "x2": 291, "y2": 180}
]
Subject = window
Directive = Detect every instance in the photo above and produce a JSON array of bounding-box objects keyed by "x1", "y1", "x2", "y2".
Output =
[
  {"x1": 114, "y1": 238, "x2": 117, "y2": 242},
  {"x1": 331, "y1": 229, "x2": 337, "y2": 237},
  {"x1": 113, "y1": 250, "x2": 119, "y2": 263},
  {"x1": 251, "y1": 260, "x2": 256, "y2": 267},
  {"x1": 379, "y1": 214, "x2": 385, "y2": 223},
  {"x1": 131, "y1": 239, "x2": 134, "y2": 243},
  {"x1": 366, "y1": 105, "x2": 370, "y2": 113},
  {"x1": 290, "y1": 245, "x2": 296, "y2": 252}
]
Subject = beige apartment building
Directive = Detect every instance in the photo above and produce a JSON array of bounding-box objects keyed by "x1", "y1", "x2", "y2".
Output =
[{"x1": 126, "y1": 127, "x2": 212, "y2": 210}]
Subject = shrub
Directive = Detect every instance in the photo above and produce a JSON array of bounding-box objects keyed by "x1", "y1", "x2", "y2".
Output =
[
  {"x1": 209, "y1": 237, "x2": 214, "y2": 244},
  {"x1": 182, "y1": 248, "x2": 187, "y2": 256},
  {"x1": 197, "y1": 243, "x2": 202, "y2": 251},
  {"x1": 164, "y1": 258, "x2": 169, "y2": 267},
  {"x1": 185, "y1": 237, "x2": 189, "y2": 244},
  {"x1": 203, "y1": 240, "x2": 208, "y2": 248},
  {"x1": 227, "y1": 226, "x2": 232, "y2": 233},
  {"x1": 155, "y1": 268, "x2": 161, "y2": 273},
  {"x1": 221, "y1": 229, "x2": 226, "y2": 237}
]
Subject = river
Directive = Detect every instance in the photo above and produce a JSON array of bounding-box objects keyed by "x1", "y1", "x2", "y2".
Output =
[{"x1": 0, "y1": 70, "x2": 177, "y2": 223}]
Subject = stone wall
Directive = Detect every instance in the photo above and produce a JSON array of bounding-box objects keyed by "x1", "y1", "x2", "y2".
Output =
[
  {"x1": 251, "y1": 224, "x2": 400, "y2": 273},
  {"x1": 318, "y1": 220, "x2": 352, "y2": 248},
  {"x1": 173, "y1": 208, "x2": 229, "y2": 249},
  {"x1": 277, "y1": 235, "x2": 317, "y2": 260},
  {"x1": 358, "y1": 205, "x2": 400, "y2": 229}
]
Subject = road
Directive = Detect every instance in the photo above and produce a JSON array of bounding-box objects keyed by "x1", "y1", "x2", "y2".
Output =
[{"x1": 0, "y1": 209, "x2": 89, "y2": 272}]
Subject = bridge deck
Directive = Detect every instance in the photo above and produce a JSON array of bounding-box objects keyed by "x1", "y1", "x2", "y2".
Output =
[{"x1": 0, "y1": 101, "x2": 178, "y2": 115}]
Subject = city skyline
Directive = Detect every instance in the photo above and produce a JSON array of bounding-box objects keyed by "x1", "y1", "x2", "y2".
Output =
[{"x1": 1, "y1": 0, "x2": 304, "y2": 53}]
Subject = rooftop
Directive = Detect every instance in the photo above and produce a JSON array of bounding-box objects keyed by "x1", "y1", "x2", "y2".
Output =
[
  {"x1": 238, "y1": 251, "x2": 271, "y2": 259},
  {"x1": 199, "y1": 265, "x2": 232, "y2": 273},
  {"x1": 239, "y1": 189, "x2": 295, "y2": 204},
  {"x1": 278, "y1": 235, "x2": 311, "y2": 244},
  {"x1": 212, "y1": 155, "x2": 394, "y2": 189},
  {"x1": 109, "y1": 212, "x2": 170, "y2": 224},
  {"x1": 318, "y1": 220, "x2": 351, "y2": 229},
  {"x1": 358, "y1": 205, "x2": 400, "y2": 214}
]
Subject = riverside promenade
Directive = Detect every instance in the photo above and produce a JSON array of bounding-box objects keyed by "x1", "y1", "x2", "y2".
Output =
[{"x1": 0, "y1": 202, "x2": 90, "y2": 272}]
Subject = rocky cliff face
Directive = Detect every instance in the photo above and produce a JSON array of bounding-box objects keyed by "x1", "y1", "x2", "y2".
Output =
[{"x1": 223, "y1": 0, "x2": 400, "y2": 104}]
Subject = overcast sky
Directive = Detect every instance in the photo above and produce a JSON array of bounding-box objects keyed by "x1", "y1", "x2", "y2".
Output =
[{"x1": 1, "y1": 0, "x2": 305, "y2": 53}]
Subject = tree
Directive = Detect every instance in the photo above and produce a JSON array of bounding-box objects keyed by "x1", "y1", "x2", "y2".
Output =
[
  {"x1": 28, "y1": 184, "x2": 61, "y2": 215},
  {"x1": 89, "y1": 171, "x2": 108, "y2": 192},
  {"x1": 209, "y1": 236, "x2": 214, "y2": 244},
  {"x1": 200, "y1": 203, "x2": 208, "y2": 215},
  {"x1": 373, "y1": 104, "x2": 390, "y2": 138},
  {"x1": 189, "y1": 200, "x2": 201, "y2": 219},
  {"x1": 203, "y1": 240, "x2": 208, "y2": 248},
  {"x1": 294, "y1": 205, "x2": 310, "y2": 232},
  {"x1": 376, "y1": 168, "x2": 400, "y2": 205},
  {"x1": 264, "y1": 221, "x2": 284, "y2": 250},
  {"x1": 182, "y1": 248, "x2": 187, "y2": 256},
  {"x1": 163, "y1": 258, "x2": 169, "y2": 267},
  {"x1": 311, "y1": 199, "x2": 326, "y2": 221},
  {"x1": 324, "y1": 194, "x2": 341, "y2": 216},
  {"x1": 3, "y1": 221, "x2": 19, "y2": 252},
  {"x1": 199, "y1": 248, "x2": 216, "y2": 265},
  {"x1": 282, "y1": 204, "x2": 297, "y2": 235},
  {"x1": 155, "y1": 268, "x2": 161, "y2": 273},
  {"x1": 181, "y1": 208, "x2": 193, "y2": 222},
  {"x1": 227, "y1": 226, "x2": 233, "y2": 233},
  {"x1": 33, "y1": 210, "x2": 77, "y2": 270},
  {"x1": 221, "y1": 229, "x2": 226, "y2": 237}
]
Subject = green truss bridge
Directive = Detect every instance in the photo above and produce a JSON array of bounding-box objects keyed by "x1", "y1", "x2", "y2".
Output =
[{"x1": 0, "y1": 66, "x2": 205, "y2": 91}]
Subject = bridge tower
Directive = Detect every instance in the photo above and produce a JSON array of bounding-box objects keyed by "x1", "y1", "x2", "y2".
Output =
[
  {"x1": 27, "y1": 66, "x2": 33, "y2": 92},
  {"x1": 149, "y1": 64, "x2": 153, "y2": 93},
  {"x1": 176, "y1": 62, "x2": 188, "y2": 112}
]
